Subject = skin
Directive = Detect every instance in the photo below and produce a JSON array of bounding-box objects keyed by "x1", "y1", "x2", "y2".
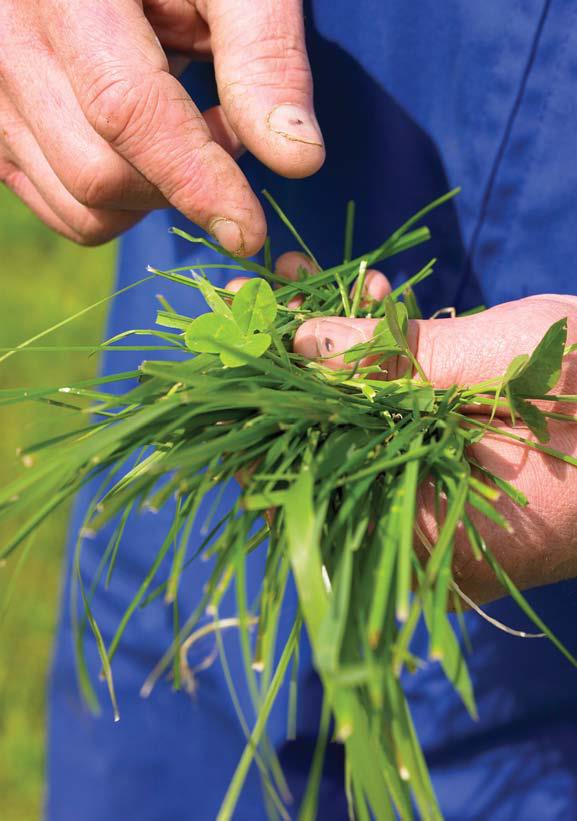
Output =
[
  {"x1": 3, "y1": 2, "x2": 575, "y2": 606},
  {"x1": 0, "y1": 0, "x2": 324, "y2": 249},
  {"x1": 229, "y1": 256, "x2": 577, "y2": 605}
]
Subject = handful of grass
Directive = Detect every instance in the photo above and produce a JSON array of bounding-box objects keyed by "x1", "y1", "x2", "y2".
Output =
[{"x1": 3, "y1": 189, "x2": 577, "y2": 820}]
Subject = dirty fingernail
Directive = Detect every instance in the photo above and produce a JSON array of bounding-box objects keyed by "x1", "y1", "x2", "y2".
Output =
[
  {"x1": 267, "y1": 104, "x2": 324, "y2": 146},
  {"x1": 209, "y1": 217, "x2": 245, "y2": 255}
]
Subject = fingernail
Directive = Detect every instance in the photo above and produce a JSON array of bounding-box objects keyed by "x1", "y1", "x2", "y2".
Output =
[
  {"x1": 315, "y1": 319, "x2": 365, "y2": 358},
  {"x1": 365, "y1": 271, "x2": 391, "y2": 301},
  {"x1": 288, "y1": 295, "x2": 304, "y2": 310},
  {"x1": 209, "y1": 217, "x2": 245, "y2": 255},
  {"x1": 267, "y1": 104, "x2": 324, "y2": 146}
]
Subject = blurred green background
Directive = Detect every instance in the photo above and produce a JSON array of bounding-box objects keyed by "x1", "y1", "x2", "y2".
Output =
[{"x1": 0, "y1": 188, "x2": 115, "y2": 820}]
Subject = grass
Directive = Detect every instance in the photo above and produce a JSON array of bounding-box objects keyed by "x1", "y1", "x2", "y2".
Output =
[
  {"x1": 2, "y1": 189, "x2": 571, "y2": 818},
  {"x1": 1, "y1": 188, "x2": 574, "y2": 818},
  {"x1": 0, "y1": 189, "x2": 114, "y2": 820}
]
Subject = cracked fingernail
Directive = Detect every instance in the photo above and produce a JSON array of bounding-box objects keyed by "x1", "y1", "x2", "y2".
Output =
[{"x1": 267, "y1": 104, "x2": 324, "y2": 146}]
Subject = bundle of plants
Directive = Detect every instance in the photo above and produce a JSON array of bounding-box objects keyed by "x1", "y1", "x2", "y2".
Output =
[{"x1": 3, "y1": 189, "x2": 577, "y2": 820}]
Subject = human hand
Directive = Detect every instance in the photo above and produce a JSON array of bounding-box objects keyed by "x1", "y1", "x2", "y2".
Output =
[
  {"x1": 294, "y1": 286, "x2": 577, "y2": 603},
  {"x1": 0, "y1": 1, "x2": 323, "y2": 248}
]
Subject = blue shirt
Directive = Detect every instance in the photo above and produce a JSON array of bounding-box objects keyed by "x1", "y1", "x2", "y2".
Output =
[{"x1": 47, "y1": 2, "x2": 577, "y2": 819}]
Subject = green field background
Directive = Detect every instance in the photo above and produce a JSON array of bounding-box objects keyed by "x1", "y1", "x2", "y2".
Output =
[{"x1": 0, "y1": 189, "x2": 115, "y2": 820}]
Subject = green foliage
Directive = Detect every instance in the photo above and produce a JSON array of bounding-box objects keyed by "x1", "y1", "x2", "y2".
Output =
[
  {"x1": 505, "y1": 318, "x2": 568, "y2": 441},
  {"x1": 1, "y1": 187, "x2": 576, "y2": 820},
  {"x1": 343, "y1": 302, "x2": 407, "y2": 364},
  {"x1": 185, "y1": 277, "x2": 276, "y2": 367},
  {"x1": 510, "y1": 318, "x2": 567, "y2": 396}
]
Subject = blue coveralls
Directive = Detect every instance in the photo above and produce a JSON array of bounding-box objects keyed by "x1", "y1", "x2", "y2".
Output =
[{"x1": 47, "y1": 2, "x2": 577, "y2": 819}]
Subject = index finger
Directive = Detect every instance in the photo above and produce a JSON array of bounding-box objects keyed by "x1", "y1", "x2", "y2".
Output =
[{"x1": 47, "y1": 0, "x2": 266, "y2": 255}]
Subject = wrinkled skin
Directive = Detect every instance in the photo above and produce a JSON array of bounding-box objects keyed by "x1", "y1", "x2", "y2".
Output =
[
  {"x1": 3, "y1": 0, "x2": 576, "y2": 607},
  {"x1": 0, "y1": 0, "x2": 324, "y2": 248},
  {"x1": 229, "y1": 255, "x2": 577, "y2": 605}
]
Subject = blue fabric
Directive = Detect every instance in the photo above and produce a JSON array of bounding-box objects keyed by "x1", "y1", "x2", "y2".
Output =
[{"x1": 47, "y1": 2, "x2": 577, "y2": 819}]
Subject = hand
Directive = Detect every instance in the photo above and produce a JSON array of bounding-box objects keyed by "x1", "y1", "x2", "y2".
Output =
[
  {"x1": 294, "y1": 286, "x2": 577, "y2": 603},
  {"x1": 0, "y1": 1, "x2": 324, "y2": 248}
]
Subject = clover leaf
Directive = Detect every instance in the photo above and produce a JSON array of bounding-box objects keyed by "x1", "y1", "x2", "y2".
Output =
[
  {"x1": 232, "y1": 277, "x2": 277, "y2": 333},
  {"x1": 185, "y1": 277, "x2": 277, "y2": 367}
]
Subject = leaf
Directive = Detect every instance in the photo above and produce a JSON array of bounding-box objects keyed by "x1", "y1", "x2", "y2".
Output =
[
  {"x1": 403, "y1": 286, "x2": 422, "y2": 320},
  {"x1": 232, "y1": 278, "x2": 277, "y2": 334},
  {"x1": 384, "y1": 297, "x2": 409, "y2": 346},
  {"x1": 510, "y1": 318, "x2": 567, "y2": 396},
  {"x1": 299, "y1": 695, "x2": 331, "y2": 821},
  {"x1": 342, "y1": 302, "x2": 409, "y2": 364},
  {"x1": 391, "y1": 383, "x2": 436, "y2": 412},
  {"x1": 184, "y1": 313, "x2": 272, "y2": 367},
  {"x1": 155, "y1": 310, "x2": 193, "y2": 331},
  {"x1": 468, "y1": 490, "x2": 512, "y2": 532},
  {"x1": 480, "y1": 545, "x2": 577, "y2": 671},
  {"x1": 220, "y1": 332, "x2": 272, "y2": 368},
  {"x1": 284, "y1": 467, "x2": 328, "y2": 638},
  {"x1": 343, "y1": 317, "x2": 400, "y2": 364},
  {"x1": 367, "y1": 488, "x2": 401, "y2": 646},
  {"x1": 316, "y1": 545, "x2": 353, "y2": 674},
  {"x1": 218, "y1": 622, "x2": 300, "y2": 821},
  {"x1": 396, "y1": 438, "x2": 422, "y2": 622},
  {"x1": 194, "y1": 274, "x2": 234, "y2": 318},
  {"x1": 315, "y1": 429, "x2": 374, "y2": 480},
  {"x1": 185, "y1": 313, "x2": 242, "y2": 354},
  {"x1": 503, "y1": 354, "x2": 529, "y2": 384},
  {"x1": 510, "y1": 395, "x2": 550, "y2": 443},
  {"x1": 422, "y1": 589, "x2": 477, "y2": 719},
  {"x1": 242, "y1": 489, "x2": 288, "y2": 510}
]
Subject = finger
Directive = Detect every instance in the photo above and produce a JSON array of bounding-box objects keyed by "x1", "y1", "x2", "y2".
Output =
[
  {"x1": 143, "y1": 0, "x2": 212, "y2": 58},
  {"x1": 294, "y1": 297, "x2": 577, "y2": 386},
  {"x1": 417, "y1": 419, "x2": 577, "y2": 603},
  {"x1": 204, "y1": 0, "x2": 325, "y2": 178},
  {"x1": 224, "y1": 276, "x2": 251, "y2": 295},
  {"x1": 275, "y1": 251, "x2": 318, "y2": 309},
  {"x1": 412, "y1": 297, "x2": 577, "y2": 389},
  {"x1": 166, "y1": 53, "x2": 193, "y2": 77},
  {"x1": 277, "y1": 255, "x2": 390, "y2": 311},
  {"x1": 0, "y1": 100, "x2": 142, "y2": 244},
  {"x1": 350, "y1": 269, "x2": 392, "y2": 308},
  {"x1": 0, "y1": 27, "x2": 167, "y2": 212},
  {"x1": 0, "y1": 158, "x2": 87, "y2": 243},
  {"x1": 203, "y1": 106, "x2": 245, "y2": 160},
  {"x1": 224, "y1": 251, "x2": 318, "y2": 308},
  {"x1": 47, "y1": 0, "x2": 266, "y2": 255},
  {"x1": 2, "y1": 40, "x2": 242, "y2": 209},
  {"x1": 293, "y1": 315, "x2": 416, "y2": 375},
  {"x1": 275, "y1": 251, "x2": 318, "y2": 281}
]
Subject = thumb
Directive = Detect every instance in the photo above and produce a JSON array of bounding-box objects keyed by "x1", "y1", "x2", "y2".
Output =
[
  {"x1": 293, "y1": 296, "x2": 577, "y2": 388},
  {"x1": 203, "y1": 0, "x2": 325, "y2": 178}
]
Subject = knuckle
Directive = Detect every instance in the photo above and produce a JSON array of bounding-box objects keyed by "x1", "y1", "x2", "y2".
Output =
[
  {"x1": 75, "y1": 225, "x2": 115, "y2": 247},
  {"x1": 67, "y1": 153, "x2": 124, "y2": 209},
  {"x1": 82, "y1": 68, "x2": 162, "y2": 149},
  {"x1": 71, "y1": 212, "x2": 118, "y2": 247},
  {"x1": 233, "y1": 30, "x2": 307, "y2": 67},
  {"x1": 221, "y1": 33, "x2": 311, "y2": 100}
]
